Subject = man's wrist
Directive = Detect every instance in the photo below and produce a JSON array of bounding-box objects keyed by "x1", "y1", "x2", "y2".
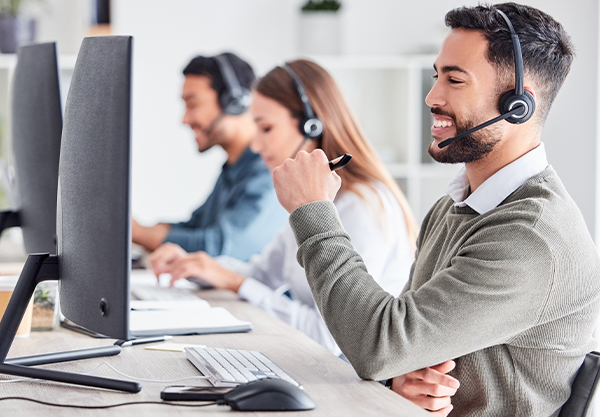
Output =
[{"x1": 289, "y1": 200, "x2": 343, "y2": 246}]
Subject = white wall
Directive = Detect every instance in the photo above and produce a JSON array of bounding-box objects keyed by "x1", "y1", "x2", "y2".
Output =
[
  {"x1": 111, "y1": 0, "x2": 600, "y2": 238},
  {"x1": 29, "y1": 0, "x2": 93, "y2": 55},
  {"x1": 112, "y1": 0, "x2": 302, "y2": 224}
]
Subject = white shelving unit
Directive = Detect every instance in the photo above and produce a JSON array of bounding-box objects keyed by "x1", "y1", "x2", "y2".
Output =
[
  {"x1": 312, "y1": 55, "x2": 462, "y2": 223},
  {"x1": 0, "y1": 54, "x2": 17, "y2": 177}
]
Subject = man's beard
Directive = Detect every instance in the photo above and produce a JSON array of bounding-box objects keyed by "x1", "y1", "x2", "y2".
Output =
[
  {"x1": 428, "y1": 108, "x2": 501, "y2": 164},
  {"x1": 196, "y1": 114, "x2": 225, "y2": 153}
]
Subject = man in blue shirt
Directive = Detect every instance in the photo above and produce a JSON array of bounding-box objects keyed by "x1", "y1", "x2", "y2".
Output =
[{"x1": 132, "y1": 53, "x2": 287, "y2": 261}]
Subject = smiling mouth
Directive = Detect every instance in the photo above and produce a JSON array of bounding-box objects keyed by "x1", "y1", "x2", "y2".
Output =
[
  {"x1": 433, "y1": 118, "x2": 454, "y2": 128},
  {"x1": 431, "y1": 116, "x2": 456, "y2": 141}
]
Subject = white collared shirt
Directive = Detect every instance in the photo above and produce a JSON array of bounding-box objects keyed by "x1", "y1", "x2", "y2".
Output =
[
  {"x1": 446, "y1": 143, "x2": 548, "y2": 214},
  {"x1": 217, "y1": 183, "x2": 413, "y2": 356}
]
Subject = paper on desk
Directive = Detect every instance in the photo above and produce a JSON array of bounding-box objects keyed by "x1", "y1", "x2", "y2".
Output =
[
  {"x1": 130, "y1": 299, "x2": 210, "y2": 311},
  {"x1": 130, "y1": 306, "x2": 252, "y2": 337},
  {"x1": 145, "y1": 342, "x2": 206, "y2": 352}
]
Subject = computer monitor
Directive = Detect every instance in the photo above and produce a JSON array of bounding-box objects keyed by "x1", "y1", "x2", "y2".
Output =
[
  {"x1": 57, "y1": 35, "x2": 132, "y2": 340},
  {"x1": 0, "y1": 36, "x2": 140, "y2": 393},
  {"x1": 0, "y1": 42, "x2": 62, "y2": 253}
]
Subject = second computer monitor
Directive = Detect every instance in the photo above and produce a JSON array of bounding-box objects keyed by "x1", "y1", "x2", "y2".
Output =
[{"x1": 11, "y1": 42, "x2": 62, "y2": 254}]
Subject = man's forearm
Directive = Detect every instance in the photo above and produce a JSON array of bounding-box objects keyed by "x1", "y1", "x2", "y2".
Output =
[
  {"x1": 132, "y1": 223, "x2": 170, "y2": 252},
  {"x1": 289, "y1": 201, "x2": 402, "y2": 378},
  {"x1": 289, "y1": 200, "x2": 555, "y2": 383}
]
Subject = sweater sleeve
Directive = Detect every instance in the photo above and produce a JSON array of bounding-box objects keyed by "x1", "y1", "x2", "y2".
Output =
[{"x1": 289, "y1": 200, "x2": 555, "y2": 380}]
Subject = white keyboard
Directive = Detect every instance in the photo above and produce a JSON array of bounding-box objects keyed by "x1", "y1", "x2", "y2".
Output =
[
  {"x1": 130, "y1": 285, "x2": 201, "y2": 301},
  {"x1": 185, "y1": 346, "x2": 301, "y2": 388}
]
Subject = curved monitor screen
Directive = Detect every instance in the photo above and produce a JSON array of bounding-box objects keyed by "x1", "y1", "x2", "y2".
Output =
[
  {"x1": 57, "y1": 36, "x2": 132, "y2": 340},
  {"x1": 12, "y1": 42, "x2": 62, "y2": 254}
]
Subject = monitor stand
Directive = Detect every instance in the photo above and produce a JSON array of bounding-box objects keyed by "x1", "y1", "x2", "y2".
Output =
[
  {"x1": 0, "y1": 253, "x2": 141, "y2": 393},
  {"x1": 0, "y1": 210, "x2": 20, "y2": 234}
]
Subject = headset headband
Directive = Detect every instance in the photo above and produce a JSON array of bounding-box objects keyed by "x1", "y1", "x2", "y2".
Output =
[
  {"x1": 281, "y1": 63, "x2": 323, "y2": 140},
  {"x1": 214, "y1": 54, "x2": 243, "y2": 99},
  {"x1": 496, "y1": 10, "x2": 524, "y2": 97},
  {"x1": 282, "y1": 64, "x2": 317, "y2": 120},
  {"x1": 212, "y1": 54, "x2": 252, "y2": 116}
]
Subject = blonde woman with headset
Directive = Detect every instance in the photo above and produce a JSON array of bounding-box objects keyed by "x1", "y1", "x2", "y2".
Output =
[{"x1": 149, "y1": 59, "x2": 418, "y2": 357}]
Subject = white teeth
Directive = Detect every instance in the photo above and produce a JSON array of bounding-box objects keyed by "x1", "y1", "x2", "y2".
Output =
[{"x1": 434, "y1": 119, "x2": 453, "y2": 128}]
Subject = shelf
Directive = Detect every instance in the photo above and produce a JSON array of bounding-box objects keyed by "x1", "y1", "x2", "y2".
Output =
[
  {"x1": 309, "y1": 54, "x2": 438, "y2": 69},
  {"x1": 0, "y1": 53, "x2": 76, "y2": 70},
  {"x1": 310, "y1": 54, "x2": 456, "y2": 222}
]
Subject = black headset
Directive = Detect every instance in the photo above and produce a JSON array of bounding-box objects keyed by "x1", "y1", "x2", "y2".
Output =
[
  {"x1": 282, "y1": 64, "x2": 324, "y2": 140},
  {"x1": 438, "y1": 9, "x2": 536, "y2": 148},
  {"x1": 496, "y1": 9, "x2": 536, "y2": 124},
  {"x1": 213, "y1": 54, "x2": 253, "y2": 116}
]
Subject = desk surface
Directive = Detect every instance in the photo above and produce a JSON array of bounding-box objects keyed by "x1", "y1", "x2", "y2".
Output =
[{"x1": 2, "y1": 289, "x2": 427, "y2": 416}]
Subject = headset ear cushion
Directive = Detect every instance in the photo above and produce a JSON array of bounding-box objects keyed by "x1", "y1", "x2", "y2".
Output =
[
  {"x1": 498, "y1": 89, "x2": 536, "y2": 124},
  {"x1": 299, "y1": 117, "x2": 323, "y2": 139},
  {"x1": 220, "y1": 88, "x2": 252, "y2": 116}
]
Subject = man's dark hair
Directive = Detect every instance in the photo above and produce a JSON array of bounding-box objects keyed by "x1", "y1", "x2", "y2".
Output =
[
  {"x1": 445, "y1": 2, "x2": 574, "y2": 124},
  {"x1": 183, "y1": 52, "x2": 255, "y2": 108}
]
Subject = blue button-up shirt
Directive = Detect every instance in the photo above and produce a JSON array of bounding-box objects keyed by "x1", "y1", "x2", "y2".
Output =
[{"x1": 165, "y1": 147, "x2": 287, "y2": 261}]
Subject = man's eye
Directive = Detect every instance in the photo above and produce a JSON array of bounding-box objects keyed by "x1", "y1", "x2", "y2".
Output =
[
  {"x1": 449, "y1": 79, "x2": 463, "y2": 84},
  {"x1": 261, "y1": 126, "x2": 272, "y2": 133},
  {"x1": 432, "y1": 74, "x2": 438, "y2": 80}
]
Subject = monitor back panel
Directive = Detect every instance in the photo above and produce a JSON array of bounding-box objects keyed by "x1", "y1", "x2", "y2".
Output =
[
  {"x1": 12, "y1": 42, "x2": 62, "y2": 254},
  {"x1": 57, "y1": 36, "x2": 132, "y2": 340}
]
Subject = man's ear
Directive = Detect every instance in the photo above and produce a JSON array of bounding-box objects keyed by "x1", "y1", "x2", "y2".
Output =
[{"x1": 524, "y1": 86, "x2": 536, "y2": 98}]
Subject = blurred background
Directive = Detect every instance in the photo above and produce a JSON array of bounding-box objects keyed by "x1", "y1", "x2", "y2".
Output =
[{"x1": 0, "y1": 0, "x2": 598, "y2": 261}]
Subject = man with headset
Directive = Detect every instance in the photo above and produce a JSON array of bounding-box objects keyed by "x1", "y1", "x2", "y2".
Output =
[
  {"x1": 271, "y1": 3, "x2": 600, "y2": 416},
  {"x1": 132, "y1": 53, "x2": 287, "y2": 261}
]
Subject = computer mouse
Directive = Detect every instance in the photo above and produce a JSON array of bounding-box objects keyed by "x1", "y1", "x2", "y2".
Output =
[{"x1": 223, "y1": 378, "x2": 316, "y2": 411}]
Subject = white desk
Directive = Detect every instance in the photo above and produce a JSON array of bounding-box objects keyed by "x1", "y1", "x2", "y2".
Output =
[{"x1": 1, "y1": 289, "x2": 428, "y2": 416}]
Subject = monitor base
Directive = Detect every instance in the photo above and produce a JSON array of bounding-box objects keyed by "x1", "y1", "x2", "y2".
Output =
[{"x1": 0, "y1": 254, "x2": 141, "y2": 393}]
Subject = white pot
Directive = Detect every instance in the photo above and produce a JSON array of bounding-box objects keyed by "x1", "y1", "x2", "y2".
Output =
[{"x1": 298, "y1": 11, "x2": 341, "y2": 55}]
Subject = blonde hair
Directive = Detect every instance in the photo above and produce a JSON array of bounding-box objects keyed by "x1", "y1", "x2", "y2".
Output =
[{"x1": 255, "y1": 59, "x2": 419, "y2": 249}]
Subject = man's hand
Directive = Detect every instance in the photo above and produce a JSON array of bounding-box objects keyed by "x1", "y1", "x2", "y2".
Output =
[
  {"x1": 272, "y1": 149, "x2": 342, "y2": 213},
  {"x1": 131, "y1": 218, "x2": 170, "y2": 251},
  {"x1": 391, "y1": 360, "x2": 459, "y2": 416},
  {"x1": 148, "y1": 242, "x2": 187, "y2": 279}
]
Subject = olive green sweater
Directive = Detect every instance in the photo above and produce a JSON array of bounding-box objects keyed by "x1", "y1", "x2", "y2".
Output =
[{"x1": 290, "y1": 166, "x2": 600, "y2": 416}]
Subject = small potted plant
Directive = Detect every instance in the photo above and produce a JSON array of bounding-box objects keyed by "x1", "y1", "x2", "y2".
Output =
[
  {"x1": 298, "y1": 0, "x2": 343, "y2": 55},
  {"x1": 32, "y1": 281, "x2": 58, "y2": 330},
  {"x1": 301, "y1": 0, "x2": 341, "y2": 12},
  {"x1": 0, "y1": 0, "x2": 38, "y2": 54}
]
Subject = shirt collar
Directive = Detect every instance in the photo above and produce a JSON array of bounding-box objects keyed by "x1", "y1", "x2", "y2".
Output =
[{"x1": 445, "y1": 142, "x2": 548, "y2": 214}]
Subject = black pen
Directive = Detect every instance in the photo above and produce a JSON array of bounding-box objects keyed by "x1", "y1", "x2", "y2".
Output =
[
  {"x1": 329, "y1": 153, "x2": 352, "y2": 171},
  {"x1": 114, "y1": 335, "x2": 173, "y2": 347}
]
